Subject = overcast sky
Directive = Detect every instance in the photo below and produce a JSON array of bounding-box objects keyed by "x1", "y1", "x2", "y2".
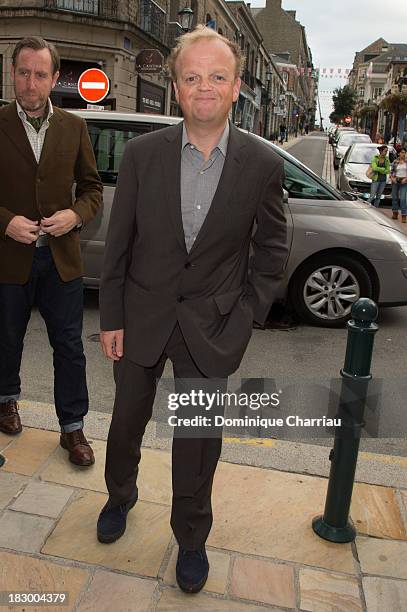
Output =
[{"x1": 250, "y1": 0, "x2": 407, "y2": 125}]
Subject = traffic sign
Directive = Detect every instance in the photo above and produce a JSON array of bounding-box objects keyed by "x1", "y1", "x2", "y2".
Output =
[{"x1": 78, "y1": 69, "x2": 110, "y2": 104}]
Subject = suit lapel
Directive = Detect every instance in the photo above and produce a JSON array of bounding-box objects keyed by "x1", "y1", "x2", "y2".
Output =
[
  {"x1": 189, "y1": 122, "x2": 248, "y2": 254},
  {"x1": 161, "y1": 122, "x2": 187, "y2": 252},
  {"x1": 0, "y1": 101, "x2": 37, "y2": 167}
]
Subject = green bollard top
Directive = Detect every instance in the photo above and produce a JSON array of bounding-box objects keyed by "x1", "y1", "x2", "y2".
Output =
[{"x1": 350, "y1": 298, "x2": 378, "y2": 328}]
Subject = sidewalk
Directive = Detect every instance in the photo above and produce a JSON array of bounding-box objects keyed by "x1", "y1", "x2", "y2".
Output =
[{"x1": 1, "y1": 405, "x2": 407, "y2": 611}]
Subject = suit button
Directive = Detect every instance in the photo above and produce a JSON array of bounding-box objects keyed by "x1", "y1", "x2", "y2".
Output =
[
  {"x1": 184, "y1": 262, "x2": 191, "y2": 269},
  {"x1": 177, "y1": 296, "x2": 185, "y2": 302}
]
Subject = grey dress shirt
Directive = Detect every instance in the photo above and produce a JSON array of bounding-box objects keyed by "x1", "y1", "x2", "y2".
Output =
[{"x1": 180, "y1": 122, "x2": 229, "y2": 252}]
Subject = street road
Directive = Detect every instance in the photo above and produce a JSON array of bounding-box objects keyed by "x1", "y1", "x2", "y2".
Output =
[{"x1": 19, "y1": 133, "x2": 407, "y2": 466}]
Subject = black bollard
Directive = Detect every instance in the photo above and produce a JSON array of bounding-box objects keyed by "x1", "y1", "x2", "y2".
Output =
[
  {"x1": 0, "y1": 454, "x2": 5, "y2": 468},
  {"x1": 312, "y1": 298, "x2": 379, "y2": 543}
]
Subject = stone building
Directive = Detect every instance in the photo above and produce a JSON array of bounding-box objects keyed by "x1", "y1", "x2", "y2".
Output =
[
  {"x1": 0, "y1": 0, "x2": 173, "y2": 113},
  {"x1": 251, "y1": 0, "x2": 316, "y2": 133}
]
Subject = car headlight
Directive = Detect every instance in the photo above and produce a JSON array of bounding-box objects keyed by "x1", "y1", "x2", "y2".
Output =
[{"x1": 384, "y1": 227, "x2": 407, "y2": 257}]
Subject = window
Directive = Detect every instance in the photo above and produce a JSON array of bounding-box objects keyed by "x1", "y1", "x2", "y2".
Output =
[
  {"x1": 373, "y1": 87, "x2": 382, "y2": 99},
  {"x1": 283, "y1": 160, "x2": 336, "y2": 200},
  {"x1": 140, "y1": 0, "x2": 166, "y2": 41},
  {"x1": 56, "y1": 0, "x2": 98, "y2": 14},
  {"x1": 86, "y1": 121, "x2": 154, "y2": 184}
]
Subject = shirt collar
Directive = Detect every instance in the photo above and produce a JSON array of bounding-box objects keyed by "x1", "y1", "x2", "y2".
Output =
[
  {"x1": 16, "y1": 97, "x2": 54, "y2": 124},
  {"x1": 182, "y1": 121, "x2": 229, "y2": 157}
]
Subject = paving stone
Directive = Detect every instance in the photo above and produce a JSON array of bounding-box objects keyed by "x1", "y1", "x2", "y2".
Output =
[
  {"x1": 1, "y1": 428, "x2": 59, "y2": 476},
  {"x1": 40, "y1": 443, "x2": 172, "y2": 505},
  {"x1": 0, "y1": 550, "x2": 89, "y2": 611},
  {"x1": 163, "y1": 547, "x2": 230, "y2": 594},
  {"x1": 0, "y1": 510, "x2": 55, "y2": 553},
  {"x1": 351, "y1": 483, "x2": 407, "y2": 540},
  {"x1": 10, "y1": 481, "x2": 74, "y2": 518},
  {"x1": 137, "y1": 448, "x2": 172, "y2": 505},
  {"x1": 208, "y1": 462, "x2": 357, "y2": 574},
  {"x1": 0, "y1": 431, "x2": 14, "y2": 451},
  {"x1": 157, "y1": 588, "x2": 275, "y2": 611},
  {"x1": 0, "y1": 472, "x2": 28, "y2": 509},
  {"x1": 42, "y1": 490, "x2": 172, "y2": 577},
  {"x1": 357, "y1": 536, "x2": 407, "y2": 579},
  {"x1": 77, "y1": 570, "x2": 157, "y2": 612},
  {"x1": 299, "y1": 568, "x2": 362, "y2": 611},
  {"x1": 40, "y1": 439, "x2": 106, "y2": 492},
  {"x1": 230, "y1": 556, "x2": 295, "y2": 608},
  {"x1": 362, "y1": 576, "x2": 407, "y2": 612}
]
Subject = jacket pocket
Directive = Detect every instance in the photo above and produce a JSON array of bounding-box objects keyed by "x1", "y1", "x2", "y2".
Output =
[{"x1": 213, "y1": 286, "x2": 244, "y2": 315}]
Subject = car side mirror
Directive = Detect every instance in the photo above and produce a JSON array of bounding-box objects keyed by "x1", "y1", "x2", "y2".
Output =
[{"x1": 283, "y1": 188, "x2": 289, "y2": 204}]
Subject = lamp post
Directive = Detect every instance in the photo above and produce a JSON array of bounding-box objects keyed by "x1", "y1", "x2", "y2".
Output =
[
  {"x1": 178, "y1": 6, "x2": 194, "y2": 32},
  {"x1": 264, "y1": 68, "x2": 273, "y2": 139}
]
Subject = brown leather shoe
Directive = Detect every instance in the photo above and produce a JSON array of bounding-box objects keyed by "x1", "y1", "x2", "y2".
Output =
[
  {"x1": 60, "y1": 429, "x2": 95, "y2": 467},
  {"x1": 0, "y1": 400, "x2": 22, "y2": 435}
]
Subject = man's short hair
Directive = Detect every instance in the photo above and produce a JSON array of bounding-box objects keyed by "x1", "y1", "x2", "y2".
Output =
[
  {"x1": 12, "y1": 37, "x2": 60, "y2": 75},
  {"x1": 167, "y1": 25, "x2": 243, "y2": 81}
]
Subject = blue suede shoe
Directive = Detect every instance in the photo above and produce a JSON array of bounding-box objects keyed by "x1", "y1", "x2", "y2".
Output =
[
  {"x1": 97, "y1": 499, "x2": 136, "y2": 544},
  {"x1": 176, "y1": 547, "x2": 209, "y2": 593}
]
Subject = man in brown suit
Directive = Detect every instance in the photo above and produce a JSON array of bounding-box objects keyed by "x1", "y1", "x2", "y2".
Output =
[
  {"x1": 98, "y1": 26, "x2": 287, "y2": 591},
  {"x1": 0, "y1": 37, "x2": 102, "y2": 466}
]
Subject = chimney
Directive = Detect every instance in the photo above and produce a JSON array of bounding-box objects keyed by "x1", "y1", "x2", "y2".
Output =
[{"x1": 286, "y1": 10, "x2": 297, "y2": 19}]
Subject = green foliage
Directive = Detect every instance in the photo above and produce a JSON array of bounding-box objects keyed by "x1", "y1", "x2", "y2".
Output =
[
  {"x1": 330, "y1": 86, "x2": 357, "y2": 122},
  {"x1": 380, "y1": 93, "x2": 407, "y2": 114}
]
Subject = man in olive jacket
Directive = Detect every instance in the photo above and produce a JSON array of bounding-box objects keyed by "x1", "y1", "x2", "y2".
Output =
[{"x1": 0, "y1": 37, "x2": 102, "y2": 466}]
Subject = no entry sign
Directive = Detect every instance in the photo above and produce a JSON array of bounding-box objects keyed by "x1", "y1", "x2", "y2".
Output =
[{"x1": 78, "y1": 69, "x2": 110, "y2": 104}]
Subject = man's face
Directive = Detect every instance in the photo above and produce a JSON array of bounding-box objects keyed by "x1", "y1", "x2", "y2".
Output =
[
  {"x1": 173, "y1": 39, "x2": 241, "y2": 128},
  {"x1": 11, "y1": 48, "x2": 59, "y2": 117}
]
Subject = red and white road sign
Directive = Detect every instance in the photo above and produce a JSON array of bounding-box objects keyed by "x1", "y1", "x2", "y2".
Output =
[{"x1": 78, "y1": 69, "x2": 110, "y2": 104}]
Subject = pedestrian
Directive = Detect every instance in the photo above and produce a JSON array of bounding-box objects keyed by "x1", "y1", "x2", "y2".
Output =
[
  {"x1": 279, "y1": 122, "x2": 287, "y2": 144},
  {"x1": 305, "y1": 123, "x2": 309, "y2": 135},
  {"x1": 390, "y1": 147, "x2": 407, "y2": 222},
  {"x1": 0, "y1": 37, "x2": 102, "y2": 466},
  {"x1": 375, "y1": 132, "x2": 385, "y2": 144},
  {"x1": 97, "y1": 25, "x2": 287, "y2": 594},
  {"x1": 368, "y1": 145, "x2": 391, "y2": 208}
]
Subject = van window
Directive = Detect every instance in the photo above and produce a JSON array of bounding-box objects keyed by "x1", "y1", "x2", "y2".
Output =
[
  {"x1": 85, "y1": 121, "x2": 159, "y2": 184},
  {"x1": 283, "y1": 159, "x2": 336, "y2": 200}
]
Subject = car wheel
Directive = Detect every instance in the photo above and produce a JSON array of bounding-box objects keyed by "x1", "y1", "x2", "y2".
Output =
[{"x1": 289, "y1": 253, "x2": 373, "y2": 328}]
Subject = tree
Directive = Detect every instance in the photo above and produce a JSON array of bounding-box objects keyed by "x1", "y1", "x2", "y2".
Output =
[{"x1": 329, "y1": 86, "x2": 357, "y2": 123}]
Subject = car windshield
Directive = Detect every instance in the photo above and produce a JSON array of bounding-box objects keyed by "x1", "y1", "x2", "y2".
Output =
[
  {"x1": 339, "y1": 134, "x2": 371, "y2": 147},
  {"x1": 348, "y1": 147, "x2": 389, "y2": 164}
]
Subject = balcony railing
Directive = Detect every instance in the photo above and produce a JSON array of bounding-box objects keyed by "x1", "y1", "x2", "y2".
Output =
[
  {"x1": 166, "y1": 21, "x2": 183, "y2": 49},
  {"x1": 140, "y1": 0, "x2": 166, "y2": 42},
  {"x1": 45, "y1": 0, "x2": 117, "y2": 19}
]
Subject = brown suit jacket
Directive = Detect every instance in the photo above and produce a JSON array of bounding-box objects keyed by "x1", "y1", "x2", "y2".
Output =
[
  {"x1": 100, "y1": 121, "x2": 288, "y2": 377},
  {"x1": 0, "y1": 101, "x2": 102, "y2": 284}
]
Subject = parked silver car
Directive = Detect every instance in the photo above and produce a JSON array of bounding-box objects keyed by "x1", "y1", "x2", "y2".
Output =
[
  {"x1": 71, "y1": 110, "x2": 407, "y2": 328},
  {"x1": 337, "y1": 142, "x2": 396, "y2": 202},
  {"x1": 333, "y1": 132, "x2": 372, "y2": 169}
]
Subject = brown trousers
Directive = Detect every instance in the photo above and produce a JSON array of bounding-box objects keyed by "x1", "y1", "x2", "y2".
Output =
[{"x1": 104, "y1": 324, "x2": 226, "y2": 550}]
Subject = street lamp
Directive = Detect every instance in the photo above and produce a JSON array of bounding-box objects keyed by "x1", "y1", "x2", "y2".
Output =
[{"x1": 178, "y1": 6, "x2": 194, "y2": 32}]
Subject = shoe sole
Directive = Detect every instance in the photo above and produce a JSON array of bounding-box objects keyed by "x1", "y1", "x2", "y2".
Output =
[
  {"x1": 176, "y1": 573, "x2": 209, "y2": 594},
  {"x1": 97, "y1": 524, "x2": 126, "y2": 544},
  {"x1": 0, "y1": 427, "x2": 22, "y2": 435},
  {"x1": 60, "y1": 438, "x2": 95, "y2": 467}
]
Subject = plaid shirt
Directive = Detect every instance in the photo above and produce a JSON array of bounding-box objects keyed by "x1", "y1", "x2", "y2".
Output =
[{"x1": 16, "y1": 98, "x2": 53, "y2": 163}]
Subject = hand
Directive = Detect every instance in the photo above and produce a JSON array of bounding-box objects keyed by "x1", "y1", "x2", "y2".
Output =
[
  {"x1": 40, "y1": 209, "x2": 81, "y2": 237},
  {"x1": 5, "y1": 216, "x2": 40, "y2": 244},
  {"x1": 100, "y1": 329, "x2": 124, "y2": 361}
]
